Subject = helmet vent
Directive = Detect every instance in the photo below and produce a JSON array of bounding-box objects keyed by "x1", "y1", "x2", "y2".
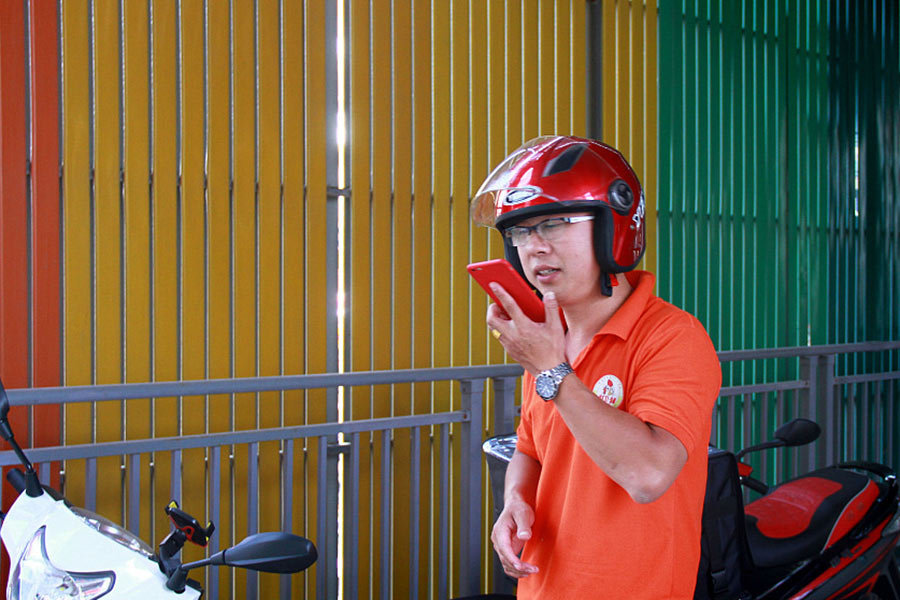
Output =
[
  {"x1": 542, "y1": 144, "x2": 587, "y2": 177},
  {"x1": 608, "y1": 179, "x2": 634, "y2": 214}
]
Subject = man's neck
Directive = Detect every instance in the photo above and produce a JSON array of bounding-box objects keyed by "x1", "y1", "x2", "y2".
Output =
[{"x1": 562, "y1": 273, "x2": 633, "y2": 358}]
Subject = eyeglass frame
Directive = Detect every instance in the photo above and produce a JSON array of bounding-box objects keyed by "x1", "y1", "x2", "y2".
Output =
[{"x1": 502, "y1": 215, "x2": 595, "y2": 247}]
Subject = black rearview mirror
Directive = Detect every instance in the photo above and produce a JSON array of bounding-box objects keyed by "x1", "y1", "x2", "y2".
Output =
[{"x1": 774, "y1": 418, "x2": 821, "y2": 447}]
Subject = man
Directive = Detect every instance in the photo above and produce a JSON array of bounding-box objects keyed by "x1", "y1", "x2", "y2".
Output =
[{"x1": 472, "y1": 136, "x2": 721, "y2": 598}]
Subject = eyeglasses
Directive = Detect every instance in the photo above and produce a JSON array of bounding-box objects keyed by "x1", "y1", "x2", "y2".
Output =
[{"x1": 502, "y1": 216, "x2": 595, "y2": 247}]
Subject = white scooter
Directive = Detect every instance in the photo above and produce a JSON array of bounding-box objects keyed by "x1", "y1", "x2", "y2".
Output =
[{"x1": 0, "y1": 378, "x2": 317, "y2": 599}]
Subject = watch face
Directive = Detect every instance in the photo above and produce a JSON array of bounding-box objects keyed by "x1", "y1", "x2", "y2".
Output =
[{"x1": 536, "y1": 374, "x2": 556, "y2": 400}]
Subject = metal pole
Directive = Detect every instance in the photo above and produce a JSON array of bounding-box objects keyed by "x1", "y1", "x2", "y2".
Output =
[{"x1": 458, "y1": 379, "x2": 484, "y2": 596}]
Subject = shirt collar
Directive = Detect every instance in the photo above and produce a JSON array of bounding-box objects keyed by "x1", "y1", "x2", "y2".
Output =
[{"x1": 597, "y1": 270, "x2": 655, "y2": 340}]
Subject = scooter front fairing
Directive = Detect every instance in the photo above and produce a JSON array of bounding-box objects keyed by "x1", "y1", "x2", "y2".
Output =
[{"x1": 1, "y1": 491, "x2": 200, "y2": 600}]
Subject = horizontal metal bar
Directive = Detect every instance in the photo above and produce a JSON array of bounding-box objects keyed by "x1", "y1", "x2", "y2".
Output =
[
  {"x1": 834, "y1": 371, "x2": 900, "y2": 385},
  {"x1": 0, "y1": 411, "x2": 467, "y2": 466},
  {"x1": 719, "y1": 380, "x2": 809, "y2": 396},
  {"x1": 4, "y1": 366, "x2": 524, "y2": 406},
  {"x1": 717, "y1": 341, "x2": 900, "y2": 363}
]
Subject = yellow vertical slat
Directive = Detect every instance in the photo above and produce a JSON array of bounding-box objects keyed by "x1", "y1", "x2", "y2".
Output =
[
  {"x1": 231, "y1": 2, "x2": 254, "y2": 595},
  {"x1": 603, "y1": 1, "x2": 658, "y2": 275},
  {"x1": 348, "y1": 0, "x2": 373, "y2": 595},
  {"x1": 391, "y1": 1, "x2": 413, "y2": 595},
  {"x1": 281, "y1": 1, "x2": 309, "y2": 594},
  {"x1": 555, "y1": 0, "x2": 572, "y2": 134},
  {"x1": 468, "y1": 0, "x2": 489, "y2": 369},
  {"x1": 92, "y1": 0, "x2": 124, "y2": 525},
  {"x1": 432, "y1": 0, "x2": 451, "y2": 381},
  {"x1": 123, "y1": 0, "x2": 152, "y2": 543},
  {"x1": 486, "y1": 1, "x2": 505, "y2": 368},
  {"x1": 644, "y1": 0, "x2": 659, "y2": 275},
  {"x1": 412, "y1": 2, "x2": 432, "y2": 593},
  {"x1": 304, "y1": 1, "x2": 329, "y2": 595},
  {"x1": 206, "y1": 1, "x2": 232, "y2": 594},
  {"x1": 539, "y1": 0, "x2": 556, "y2": 135},
  {"x1": 602, "y1": 1, "x2": 618, "y2": 145},
  {"x1": 370, "y1": 0, "x2": 393, "y2": 592},
  {"x1": 151, "y1": 0, "x2": 178, "y2": 546},
  {"x1": 522, "y1": 0, "x2": 540, "y2": 140},
  {"x1": 570, "y1": 0, "x2": 588, "y2": 135},
  {"x1": 62, "y1": 0, "x2": 91, "y2": 511},
  {"x1": 432, "y1": 1, "x2": 454, "y2": 594},
  {"x1": 256, "y1": 4, "x2": 281, "y2": 595},
  {"x1": 505, "y1": 1, "x2": 523, "y2": 147},
  {"x1": 450, "y1": 2, "x2": 471, "y2": 594},
  {"x1": 178, "y1": 0, "x2": 207, "y2": 570}
]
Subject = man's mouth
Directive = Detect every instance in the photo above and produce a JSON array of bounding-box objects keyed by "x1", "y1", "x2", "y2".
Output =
[{"x1": 535, "y1": 267, "x2": 560, "y2": 278}]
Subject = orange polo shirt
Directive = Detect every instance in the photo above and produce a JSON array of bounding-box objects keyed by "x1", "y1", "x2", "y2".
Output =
[{"x1": 515, "y1": 270, "x2": 721, "y2": 599}]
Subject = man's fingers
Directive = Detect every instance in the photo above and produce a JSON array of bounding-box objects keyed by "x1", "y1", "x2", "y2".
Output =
[
  {"x1": 489, "y1": 283, "x2": 528, "y2": 322},
  {"x1": 542, "y1": 291, "x2": 562, "y2": 330}
]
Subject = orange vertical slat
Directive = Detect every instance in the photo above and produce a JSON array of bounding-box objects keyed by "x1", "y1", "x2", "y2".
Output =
[
  {"x1": 29, "y1": 0, "x2": 63, "y2": 402},
  {"x1": 0, "y1": 0, "x2": 29, "y2": 540}
]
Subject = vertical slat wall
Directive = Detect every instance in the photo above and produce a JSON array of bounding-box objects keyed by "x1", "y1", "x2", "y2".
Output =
[
  {"x1": 827, "y1": 0, "x2": 900, "y2": 463},
  {"x1": 600, "y1": 0, "x2": 659, "y2": 274},
  {"x1": 0, "y1": 0, "x2": 591, "y2": 598},
  {"x1": 345, "y1": 3, "x2": 587, "y2": 597},
  {"x1": 16, "y1": 2, "x2": 330, "y2": 598},
  {"x1": 0, "y1": 1, "x2": 65, "y2": 571},
  {"x1": 658, "y1": 0, "x2": 899, "y2": 454},
  {"x1": 658, "y1": 0, "x2": 784, "y2": 359}
]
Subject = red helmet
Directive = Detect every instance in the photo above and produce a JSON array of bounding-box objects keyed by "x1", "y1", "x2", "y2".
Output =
[{"x1": 472, "y1": 135, "x2": 646, "y2": 277}]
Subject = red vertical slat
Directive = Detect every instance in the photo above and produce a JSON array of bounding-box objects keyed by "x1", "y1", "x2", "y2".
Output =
[
  {"x1": 29, "y1": 0, "x2": 62, "y2": 446},
  {"x1": 0, "y1": 0, "x2": 29, "y2": 585},
  {"x1": 0, "y1": 0, "x2": 29, "y2": 389}
]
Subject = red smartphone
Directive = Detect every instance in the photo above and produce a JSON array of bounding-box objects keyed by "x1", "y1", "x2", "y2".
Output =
[{"x1": 467, "y1": 259, "x2": 546, "y2": 322}]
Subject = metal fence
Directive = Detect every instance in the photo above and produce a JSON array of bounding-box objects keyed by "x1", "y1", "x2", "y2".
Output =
[{"x1": 2, "y1": 342, "x2": 899, "y2": 599}]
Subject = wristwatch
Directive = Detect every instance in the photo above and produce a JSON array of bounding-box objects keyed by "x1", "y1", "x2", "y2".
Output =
[{"x1": 535, "y1": 362, "x2": 574, "y2": 401}]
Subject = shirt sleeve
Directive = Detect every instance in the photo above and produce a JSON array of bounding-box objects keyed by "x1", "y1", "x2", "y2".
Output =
[{"x1": 627, "y1": 314, "x2": 721, "y2": 455}]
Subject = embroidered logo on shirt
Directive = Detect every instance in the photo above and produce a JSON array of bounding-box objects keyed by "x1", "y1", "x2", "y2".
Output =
[{"x1": 592, "y1": 374, "x2": 624, "y2": 408}]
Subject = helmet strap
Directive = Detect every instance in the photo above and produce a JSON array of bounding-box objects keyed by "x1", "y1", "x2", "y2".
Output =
[{"x1": 600, "y1": 272, "x2": 618, "y2": 297}]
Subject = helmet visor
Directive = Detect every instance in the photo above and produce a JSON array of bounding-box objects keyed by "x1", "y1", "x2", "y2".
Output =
[{"x1": 471, "y1": 136, "x2": 561, "y2": 226}]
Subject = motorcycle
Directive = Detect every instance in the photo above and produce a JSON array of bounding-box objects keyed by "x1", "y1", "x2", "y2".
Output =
[
  {"x1": 0, "y1": 377, "x2": 317, "y2": 599},
  {"x1": 730, "y1": 417, "x2": 900, "y2": 599},
  {"x1": 481, "y1": 417, "x2": 900, "y2": 599}
]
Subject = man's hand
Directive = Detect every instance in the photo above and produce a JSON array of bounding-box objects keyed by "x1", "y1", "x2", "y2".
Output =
[
  {"x1": 490, "y1": 497, "x2": 539, "y2": 578},
  {"x1": 486, "y1": 284, "x2": 566, "y2": 375}
]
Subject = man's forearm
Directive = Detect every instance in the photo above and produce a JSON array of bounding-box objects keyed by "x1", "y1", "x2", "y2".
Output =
[{"x1": 504, "y1": 449, "x2": 541, "y2": 506}]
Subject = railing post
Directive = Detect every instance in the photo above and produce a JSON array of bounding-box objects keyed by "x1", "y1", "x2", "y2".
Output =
[
  {"x1": 459, "y1": 378, "x2": 484, "y2": 597},
  {"x1": 800, "y1": 356, "x2": 816, "y2": 472},
  {"x1": 816, "y1": 353, "x2": 837, "y2": 466},
  {"x1": 491, "y1": 376, "x2": 518, "y2": 437}
]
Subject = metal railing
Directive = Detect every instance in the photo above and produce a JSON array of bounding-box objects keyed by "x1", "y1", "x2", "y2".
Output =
[
  {"x1": 1, "y1": 365, "x2": 523, "y2": 600},
  {"x1": 1, "y1": 342, "x2": 899, "y2": 599}
]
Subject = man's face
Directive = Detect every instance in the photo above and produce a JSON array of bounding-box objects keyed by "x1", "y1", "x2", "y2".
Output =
[{"x1": 513, "y1": 211, "x2": 603, "y2": 305}]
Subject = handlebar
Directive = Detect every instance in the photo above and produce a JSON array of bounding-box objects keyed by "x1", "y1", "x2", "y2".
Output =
[{"x1": 7, "y1": 468, "x2": 26, "y2": 493}]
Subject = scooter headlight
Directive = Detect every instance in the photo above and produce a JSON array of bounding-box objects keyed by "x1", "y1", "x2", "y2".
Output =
[{"x1": 7, "y1": 526, "x2": 115, "y2": 600}]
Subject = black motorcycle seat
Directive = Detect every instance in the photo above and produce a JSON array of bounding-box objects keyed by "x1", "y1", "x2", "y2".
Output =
[{"x1": 743, "y1": 467, "x2": 879, "y2": 568}]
